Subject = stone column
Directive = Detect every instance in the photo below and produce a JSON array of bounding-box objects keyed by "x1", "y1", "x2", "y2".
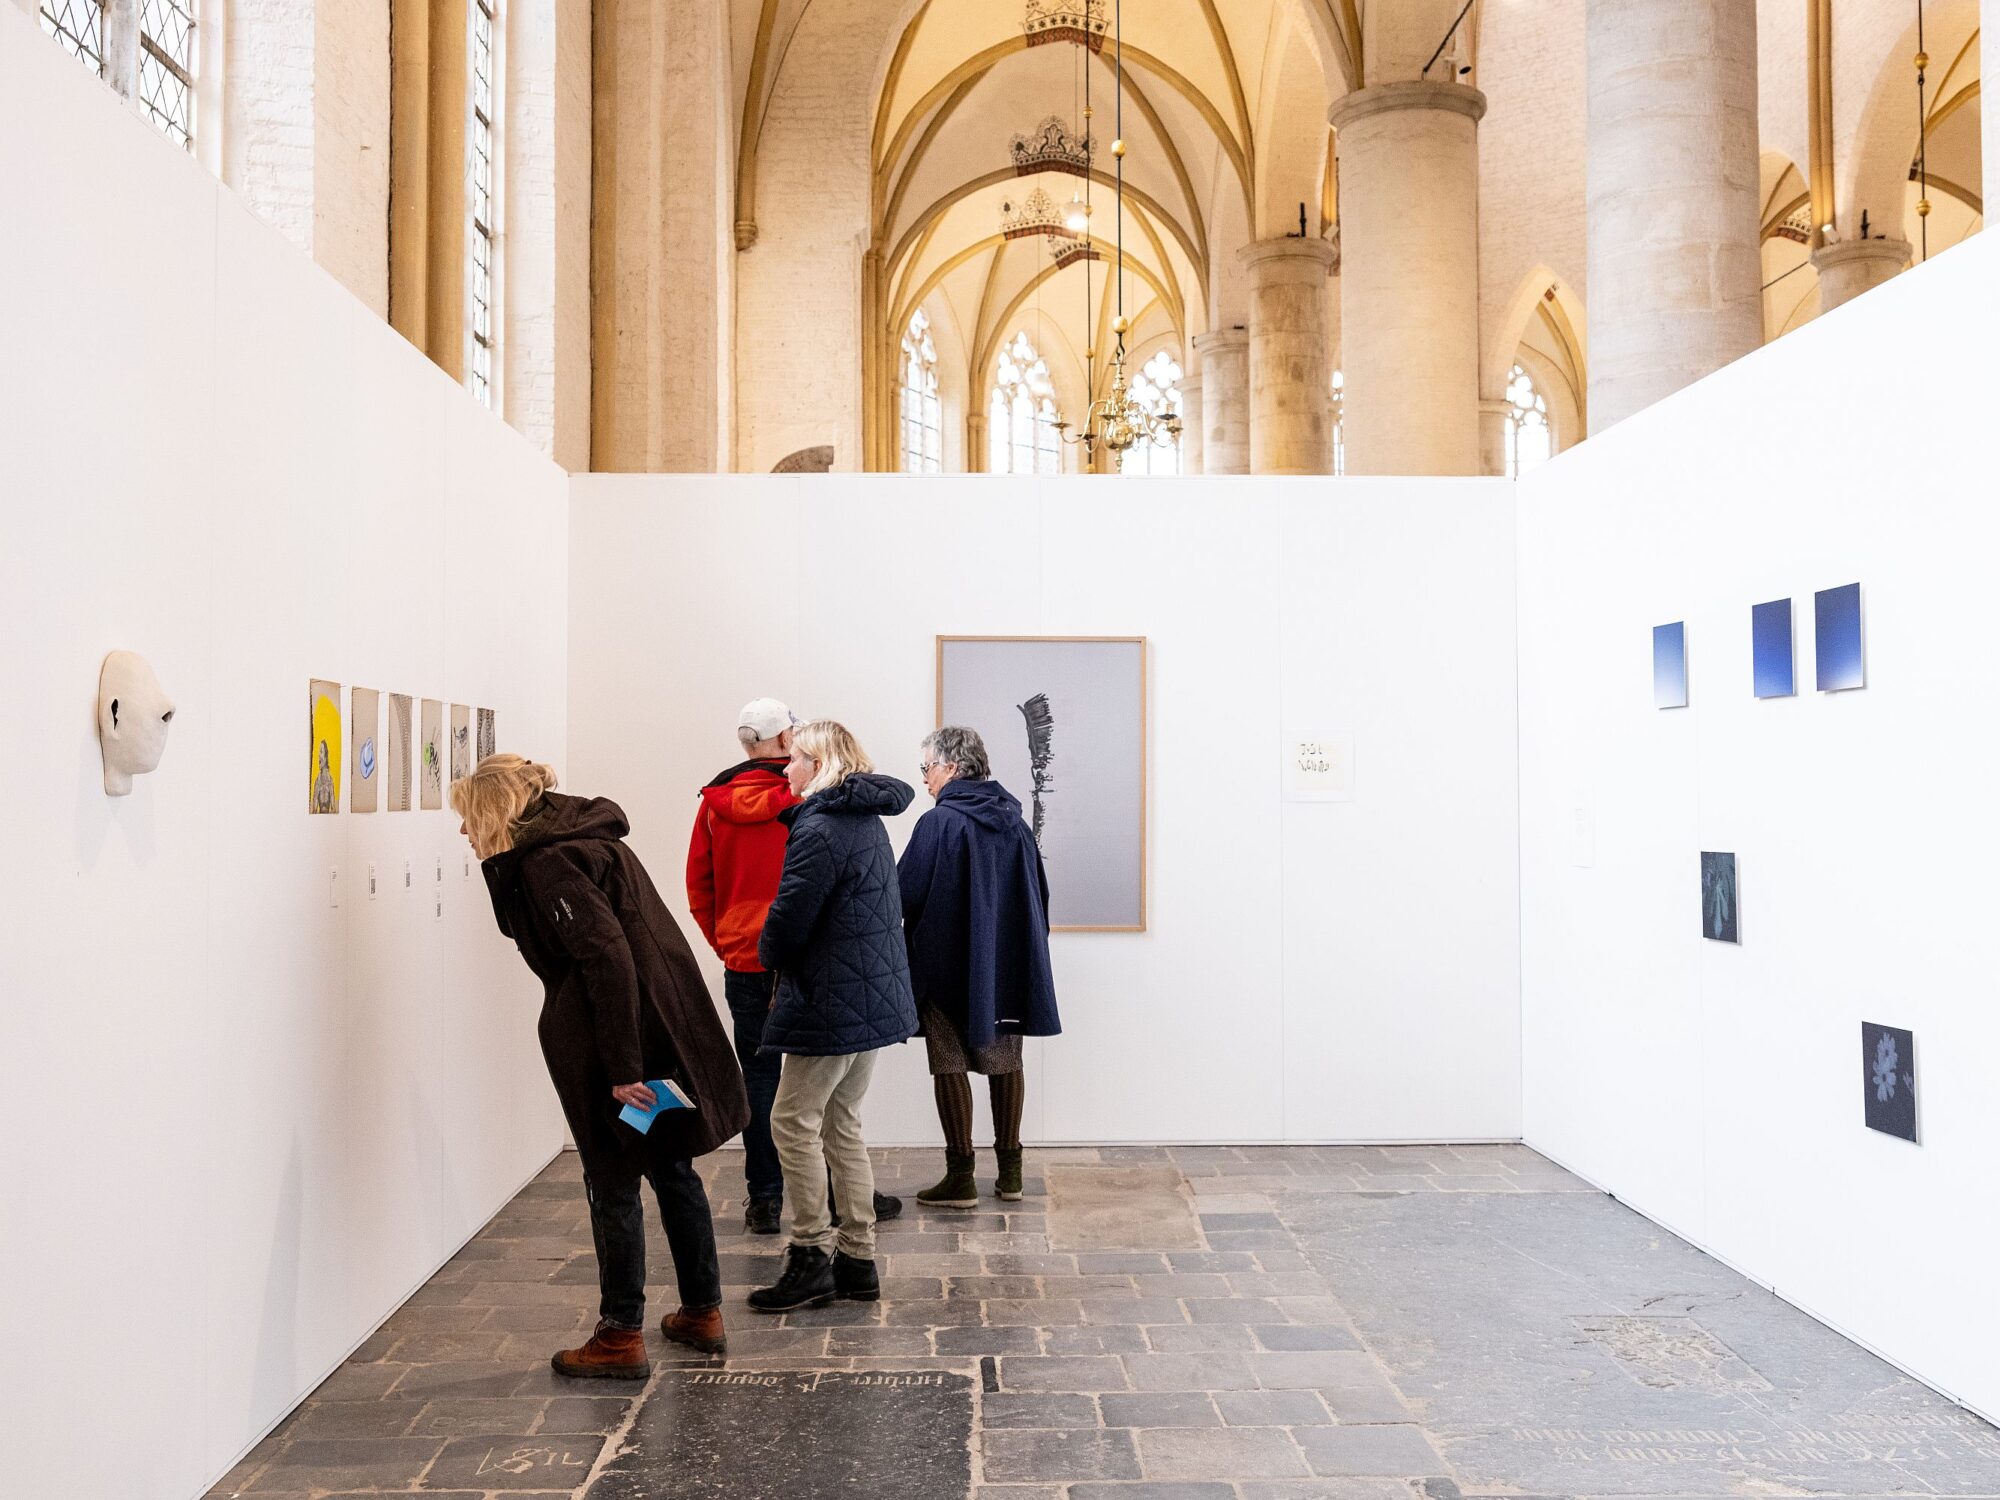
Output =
[
  {"x1": 1179, "y1": 375, "x2": 1204, "y2": 474},
  {"x1": 1327, "y1": 82, "x2": 1485, "y2": 476},
  {"x1": 966, "y1": 410, "x2": 988, "y2": 474},
  {"x1": 1193, "y1": 330, "x2": 1250, "y2": 476},
  {"x1": 1810, "y1": 237, "x2": 1912, "y2": 311},
  {"x1": 1239, "y1": 237, "x2": 1338, "y2": 475},
  {"x1": 1987, "y1": 0, "x2": 1999, "y2": 212},
  {"x1": 1585, "y1": 0, "x2": 1760, "y2": 433},
  {"x1": 1478, "y1": 399, "x2": 1512, "y2": 479}
]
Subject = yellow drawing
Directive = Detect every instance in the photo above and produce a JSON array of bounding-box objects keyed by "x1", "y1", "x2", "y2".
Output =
[{"x1": 309, "y1": 680, "x2": 343, "y2": 814}]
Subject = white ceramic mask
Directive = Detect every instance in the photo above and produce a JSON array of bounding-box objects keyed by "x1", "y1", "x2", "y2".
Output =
[{"x1": 98, "y1": 651, "x2": 176, "y2": 795}]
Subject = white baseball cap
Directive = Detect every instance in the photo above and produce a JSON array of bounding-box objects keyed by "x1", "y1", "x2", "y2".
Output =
[{"x1": 738, "y1": 698, "x2": 797, "y2": 741}]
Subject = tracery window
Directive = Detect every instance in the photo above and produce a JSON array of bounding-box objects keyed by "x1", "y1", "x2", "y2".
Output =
[
  {"x1": 1120, "y1": 350, "x2": 1183, "y2": 476},
  {"x1": 1330, "y1": 368, "x2": 1346, "y2": 477},
  {"x1": 900, "y1": 309, "x2": 942, "y2": 474},
  {"x1": 467, "y1": 0, "x2": 498, "y2": 406},
  {"x1": 988, "y1": 332, "x2": 1062, "y2": 476},
  {"x1": 1504, "y1": 362, "x2": 1550, "y2": 479},
  {"x1": 41, "y1": 0, "x2": 199, "y2": 150}
]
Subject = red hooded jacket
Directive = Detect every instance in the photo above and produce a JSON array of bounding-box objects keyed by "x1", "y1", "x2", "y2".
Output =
[{"x1": 686, "y1": 758, "x2": 800, "y2": 972}]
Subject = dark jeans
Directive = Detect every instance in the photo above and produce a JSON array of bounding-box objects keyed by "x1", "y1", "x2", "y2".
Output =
[
  {"x1": 725, "y1": 968, "x2": 785, "y2": 1205},
  {"x1": 582, "y1": 1154, "x2": 722, "y2": 1330}
]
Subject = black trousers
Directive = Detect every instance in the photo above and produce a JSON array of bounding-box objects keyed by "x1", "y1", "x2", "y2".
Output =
[{"x1": 582, "y1": 1153, "x2": 722, "y2": 1329}]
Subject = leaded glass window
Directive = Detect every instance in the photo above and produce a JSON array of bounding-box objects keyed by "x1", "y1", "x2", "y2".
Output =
[
  {"x1": 900, "y1": 309, "x2": 942, "y2": 474},
  {"x1": 1504, "y1": 362, "x2": 1550, "y2": 479},
  {"x1": 468, "y1": 0, "x2": 498, "y2": 406},
  {"x1": 40, "y1": 0, "x2": 198, "y2": 151},
  {"x1": 1120, "y1": 350, "x2": 1183, "y2": 476},
  {"x1": 988, "y1": 332, "x2": 1062, "y2": 476},
  {"x1": 1330, "y1": 368, "x2": 1346, "y2": 477}
]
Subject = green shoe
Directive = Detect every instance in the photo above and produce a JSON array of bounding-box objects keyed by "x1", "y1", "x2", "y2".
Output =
[
  {"x1": 995, "y1": 1147, "x2": 1024, "y2": 1202},
  {"x1": 916, "y1": 1152, "x2": 979, "y2": 1209}
]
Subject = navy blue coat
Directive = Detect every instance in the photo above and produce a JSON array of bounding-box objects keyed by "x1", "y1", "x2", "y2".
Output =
[
  {"x1": 899, "y1": 777, "x2": 1061, "y2": 1051},
  {"x1": 757, "y1": 773, "x2": 920, "y2": 1056}
]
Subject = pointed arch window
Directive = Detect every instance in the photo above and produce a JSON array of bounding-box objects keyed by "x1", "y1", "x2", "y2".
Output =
[
  {"x1": 1330, "y1": 369, "x2": 1346, "y2": 477},
  {"x1": 900, "y1": 309, "x2": 942, "y2": 474},
  {"x1": 1504, "y1": 362, "x2": 1550, "y2": 479},
  {"x1": 988, "y1": 332, "x2": 1062, "y2": 475},
  {"x1": 1120, "y1": 350, "x2": 1184, "y2": 476},
  {"x1": 467, "y1": 0, "x2": 499, "y2": 406}
]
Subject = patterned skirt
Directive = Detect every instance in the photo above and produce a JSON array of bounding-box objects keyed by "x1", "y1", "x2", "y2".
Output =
[{"x1": 919, "y1": 1003, "x2": 1025, "y2": 1077}]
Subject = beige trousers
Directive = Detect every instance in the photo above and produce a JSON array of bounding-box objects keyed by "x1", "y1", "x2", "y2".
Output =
[{"x1": 770, "y1": 1049, "x2": 880, "y2": 1259}]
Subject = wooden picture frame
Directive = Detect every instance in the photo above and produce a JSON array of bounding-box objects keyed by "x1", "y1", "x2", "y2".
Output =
[{"x1": 935, "y1": 635, "x2": 1148, "y2": 933}]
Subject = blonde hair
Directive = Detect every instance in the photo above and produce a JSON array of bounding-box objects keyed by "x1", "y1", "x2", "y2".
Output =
[
  {"x1": 450, "y1": 753, "x2": 559, "y2": 859},
  {"x1": 792, "y1": 720, "x2": 872, "y2": 797}
]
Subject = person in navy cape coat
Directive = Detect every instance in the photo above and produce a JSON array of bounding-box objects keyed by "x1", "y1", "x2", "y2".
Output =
[{"x1": 899, "y1": 725, "x2": 1059, "y2": 1208}]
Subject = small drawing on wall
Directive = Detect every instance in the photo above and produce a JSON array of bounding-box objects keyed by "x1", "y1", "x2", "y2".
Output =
[
  {"x1": 1861, "y1": 1022, "x2": 1917, "y2": 1142},
  {"x1": 1815, "y1": 582, "x2": 1865, "y2": 692},
  {"x1": 308, "y1": 680, "x2": 342, "y2": 815},
  {"x1": 450, "y1": 704, "x2": 472, "y2": 782},
  {"x1": 1285, "y1": 733, "x2": 1356, "y2": 802},
  {"x1": 476, "y1": 707, "x2": 495, "y2": 762},
  {"x1": 420, "y1": 699, "x2": 445, "y2": 810},
  {"x1": 351, "y1": 687, "x2": 380, "y2": 813},
  {"x1": 1751, "y1": 598, "x2": 1795, "y2": 699},
  {"x1": 1653, "y1": 622, "x2": 1688, "y2": 709},
  {"x1": 387, "y1": 694, "x2": 413, "y2": 811},
  {"x1": 938, "y1": 636, "x2": 1147, "y2": 932},
  {"x1": 1700, "y1": 851, "x2": 1738, "y2": 943}
]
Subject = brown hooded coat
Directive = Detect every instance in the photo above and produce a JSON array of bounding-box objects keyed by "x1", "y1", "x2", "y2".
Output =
[{"x1": 480, "y1": 792, "x2": 749, "y2": 1171}]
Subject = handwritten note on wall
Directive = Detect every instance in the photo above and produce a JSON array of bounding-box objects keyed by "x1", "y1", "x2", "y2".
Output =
[{"x1": 1284, "y1": 733, "x2": 1355, "y2": 802}]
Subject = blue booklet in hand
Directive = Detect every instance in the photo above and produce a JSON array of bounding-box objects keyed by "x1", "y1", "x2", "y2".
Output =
[{"x1": 618, "y1": 1079, "x2": 696, "y2": 1134}]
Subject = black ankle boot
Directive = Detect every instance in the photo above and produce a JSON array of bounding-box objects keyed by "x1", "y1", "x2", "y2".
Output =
[
  {"x1": 833, "y1": 1251, "x2": 880, "y2": 1302},
  {"x1": 747, "y1": 1244, "x2": 835, "y2": 1314}
]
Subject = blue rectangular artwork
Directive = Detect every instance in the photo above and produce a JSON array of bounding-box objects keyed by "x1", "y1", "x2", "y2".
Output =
[
  {"x1": 1751, "y1": 598, "x2": 1794, "y2": 698},
  {"x1": 1653, "y1": 622, "x2": 1688, "y2": 709},
  {"x1": 1815, "y1": 582, "x2": 1865, "y2": 691},
  {"x1": 1861, "y1": 1022, "x2": 1917, "y2": 1142}
]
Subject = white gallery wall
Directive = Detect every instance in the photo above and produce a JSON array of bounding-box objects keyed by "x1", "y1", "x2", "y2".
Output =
[
  {"x1": 1515, "y1": 229, "x2": 2000, "y2": 1421},
  {"x1": 568, "y1": 475, "x2": 1523, "y2": 1147},
  {"x1": 0, "y1": 17, "x2": 569, "y2": 1500}
]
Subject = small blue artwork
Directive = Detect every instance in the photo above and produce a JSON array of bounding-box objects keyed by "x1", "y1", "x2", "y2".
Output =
[
  {"x1": 1700, "y1": 851, "x2": 1738, "y2": 943},
  {"x1": 1861, "y1": 1022, "x2": 1917, "y2": 1142},
  {"x1": 359, "y1": 737, "x2": 377, "y2": 779},
  {"x1": 1815, "y1": 582, "x2": 1865, "y2": 692},
  {"x1": 1653, "y1": 622, "x2": 1688, "y2": 709},
  {"x1": 1751, "y1": 598, "x2": 1794, "y2": 698}
]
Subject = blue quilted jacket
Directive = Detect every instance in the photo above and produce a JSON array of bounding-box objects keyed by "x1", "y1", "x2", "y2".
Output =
[{"x1": 757, "y1": 773, "x2": 920, "y2": 1056}]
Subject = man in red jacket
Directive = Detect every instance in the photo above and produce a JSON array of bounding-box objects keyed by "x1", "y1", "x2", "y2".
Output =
[{"x1": 688, "y1": 699, "x2": 800, "y2": 1234}]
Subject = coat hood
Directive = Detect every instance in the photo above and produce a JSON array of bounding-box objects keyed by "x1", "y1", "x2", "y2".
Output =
[
  {"x1": 700, "y1": 759, "x2": 797, "y2": 825},
  {"x1": 783, "y1": 772, "x2": 915, "y2": 823},
  {"x1": 508, "y1": 792, "x2": 631, "y2": 853},
  {"x1": 934, "y1": 776, "x2": 1028, "y2": 832}
]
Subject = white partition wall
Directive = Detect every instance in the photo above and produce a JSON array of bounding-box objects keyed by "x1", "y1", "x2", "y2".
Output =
[
  {"x1": 568, "y1": 475, "x2": 1523, "y2": 1147},
  {"x1": 0, "y1": 19, "x2": 569, "y2": 1499},
  {"x1": 1516, "y1": 231, "x2": 2000, "y2": 1421}
]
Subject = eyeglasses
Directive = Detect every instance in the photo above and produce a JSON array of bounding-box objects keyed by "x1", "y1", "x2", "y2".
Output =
[{"x1": 919, "y1": 761, "x2": 938, "y2": 776}]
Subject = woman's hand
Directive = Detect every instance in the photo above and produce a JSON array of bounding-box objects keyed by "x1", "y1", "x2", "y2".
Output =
[{"x1": 612, "y1": 1082, "x2": 657, "y2": 1111}]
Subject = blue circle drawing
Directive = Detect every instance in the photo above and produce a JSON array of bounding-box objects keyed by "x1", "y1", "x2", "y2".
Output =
[{"x1": 360, "y1": 737, "x2": 377, "y2": 779}]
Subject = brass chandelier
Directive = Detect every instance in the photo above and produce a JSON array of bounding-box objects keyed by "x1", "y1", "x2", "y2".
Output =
[{"x1": 1052, "y1": 0, "x2": 1181, "y2": 464}]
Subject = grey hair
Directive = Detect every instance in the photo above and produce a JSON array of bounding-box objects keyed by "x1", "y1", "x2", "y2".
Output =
[{"x1": 922, "y1": 725, "x2": 990, "y2": 780}]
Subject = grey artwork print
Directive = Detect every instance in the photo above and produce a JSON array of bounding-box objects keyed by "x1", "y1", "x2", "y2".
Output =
[
  {"x1": 1017, "y1": 691, "x2": 1055, "y2": 847},
  {"x1": 388, "y1": 693, "x2": 413, "y2": 811},
  {"x1": 939, "y1": 637, "x2": 1146, "y2": 931},
  {"x1": 1861, "y1": 1022, "x2": 1918, "y2": 1142},
  {"x1": 1700, "y1": 851, "x2": 1738, "y2": 943},
  {"x1": 476, "y1": 707, "x2": 495, "y2": 762},
  {"x1": 450, "y1": 704, "x2": 471, "y2": 782}
]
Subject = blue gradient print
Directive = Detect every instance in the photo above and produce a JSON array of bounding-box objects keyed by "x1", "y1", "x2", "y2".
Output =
[
  {"x1": 1815, "y1": 582, "x2": 1865, "y2": 691},
  {"x1": 1653, "y1": 621, "x2": 1688, "y2": 709},
  {"x1": 1751, "y1": 598, "x2": 1794, "y2": 698}
]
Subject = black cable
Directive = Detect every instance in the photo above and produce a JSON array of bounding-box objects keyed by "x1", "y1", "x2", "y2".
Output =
[{"x1": 1423, "y1": 0, "x2": 1478, "y2": 77}]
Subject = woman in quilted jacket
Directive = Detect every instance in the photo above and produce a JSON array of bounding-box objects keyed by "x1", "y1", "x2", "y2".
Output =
[{"x1": 748, "y1": 720, "x2": 919, "y2": 1313}]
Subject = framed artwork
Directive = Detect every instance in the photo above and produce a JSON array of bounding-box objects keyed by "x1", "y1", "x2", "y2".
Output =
[
  {"x1": 387, "y1": 693, "x2": 414, "y2": 811},
  {"x1": 476, "y1": 706, "x2": 496, "y2": 762},
  {"x1": 1815, "y1": 582, "x2": 1865, "y2": 692},
  {"x1": 420, "y1": 699, "x2": 444, "y2": 810},
  {"x1": 308, "y1": 680, "x2": 342, "y2": 815},
  {"x1": 450, "y1": 704, "x2": 472, "y2": 782},
  {"x1": 1751, "y1": 598, "x2": 1794, "y2": 699},
  {"x1": 1653, "y1": 622, "x2": 1687, "y2": 709},
  {"x1": 351, "y1": 687, "x2": 380, "y2": 813},
  {"x1": 1700, "y1": 851, "x2": 1738, "y2": 943},
  {"x1": 937, "y1": 635, "x2": 1146, "y2": 932},
  {"x1": 1861, "y1": 1022, "x2": 1917, "y2": 1142}
]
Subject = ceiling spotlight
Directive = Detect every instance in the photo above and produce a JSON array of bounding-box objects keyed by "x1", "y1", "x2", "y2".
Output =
[{"x1": 1064, "y1": 193, "x2": 1090, "y2": 233}]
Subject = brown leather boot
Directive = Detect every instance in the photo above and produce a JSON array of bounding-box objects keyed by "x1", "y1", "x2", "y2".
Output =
[
  {"x1": 661, "y1": 1304, "x2": 727, "y2": 1355},
  {"x1": 551, "y1": 1319, "x2": 650, "y2": 1380}
]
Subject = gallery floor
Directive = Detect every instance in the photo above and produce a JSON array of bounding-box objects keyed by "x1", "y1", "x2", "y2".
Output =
[{"x1": 207, "y1": 1145, "x2": 2000, "y2": 1499}]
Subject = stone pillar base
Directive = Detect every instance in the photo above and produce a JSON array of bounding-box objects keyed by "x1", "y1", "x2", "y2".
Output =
[{"x1": 1810, "y1": 237, "x2": 1911, "y2": 312}]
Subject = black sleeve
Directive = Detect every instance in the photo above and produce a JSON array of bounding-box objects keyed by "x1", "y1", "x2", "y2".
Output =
[
  {"x1": 523, "y1": 851, "x2": 646, "y2": 1083},
  {"x1": 758, "y1": 820, "x2": 835, "y2": 970}
]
